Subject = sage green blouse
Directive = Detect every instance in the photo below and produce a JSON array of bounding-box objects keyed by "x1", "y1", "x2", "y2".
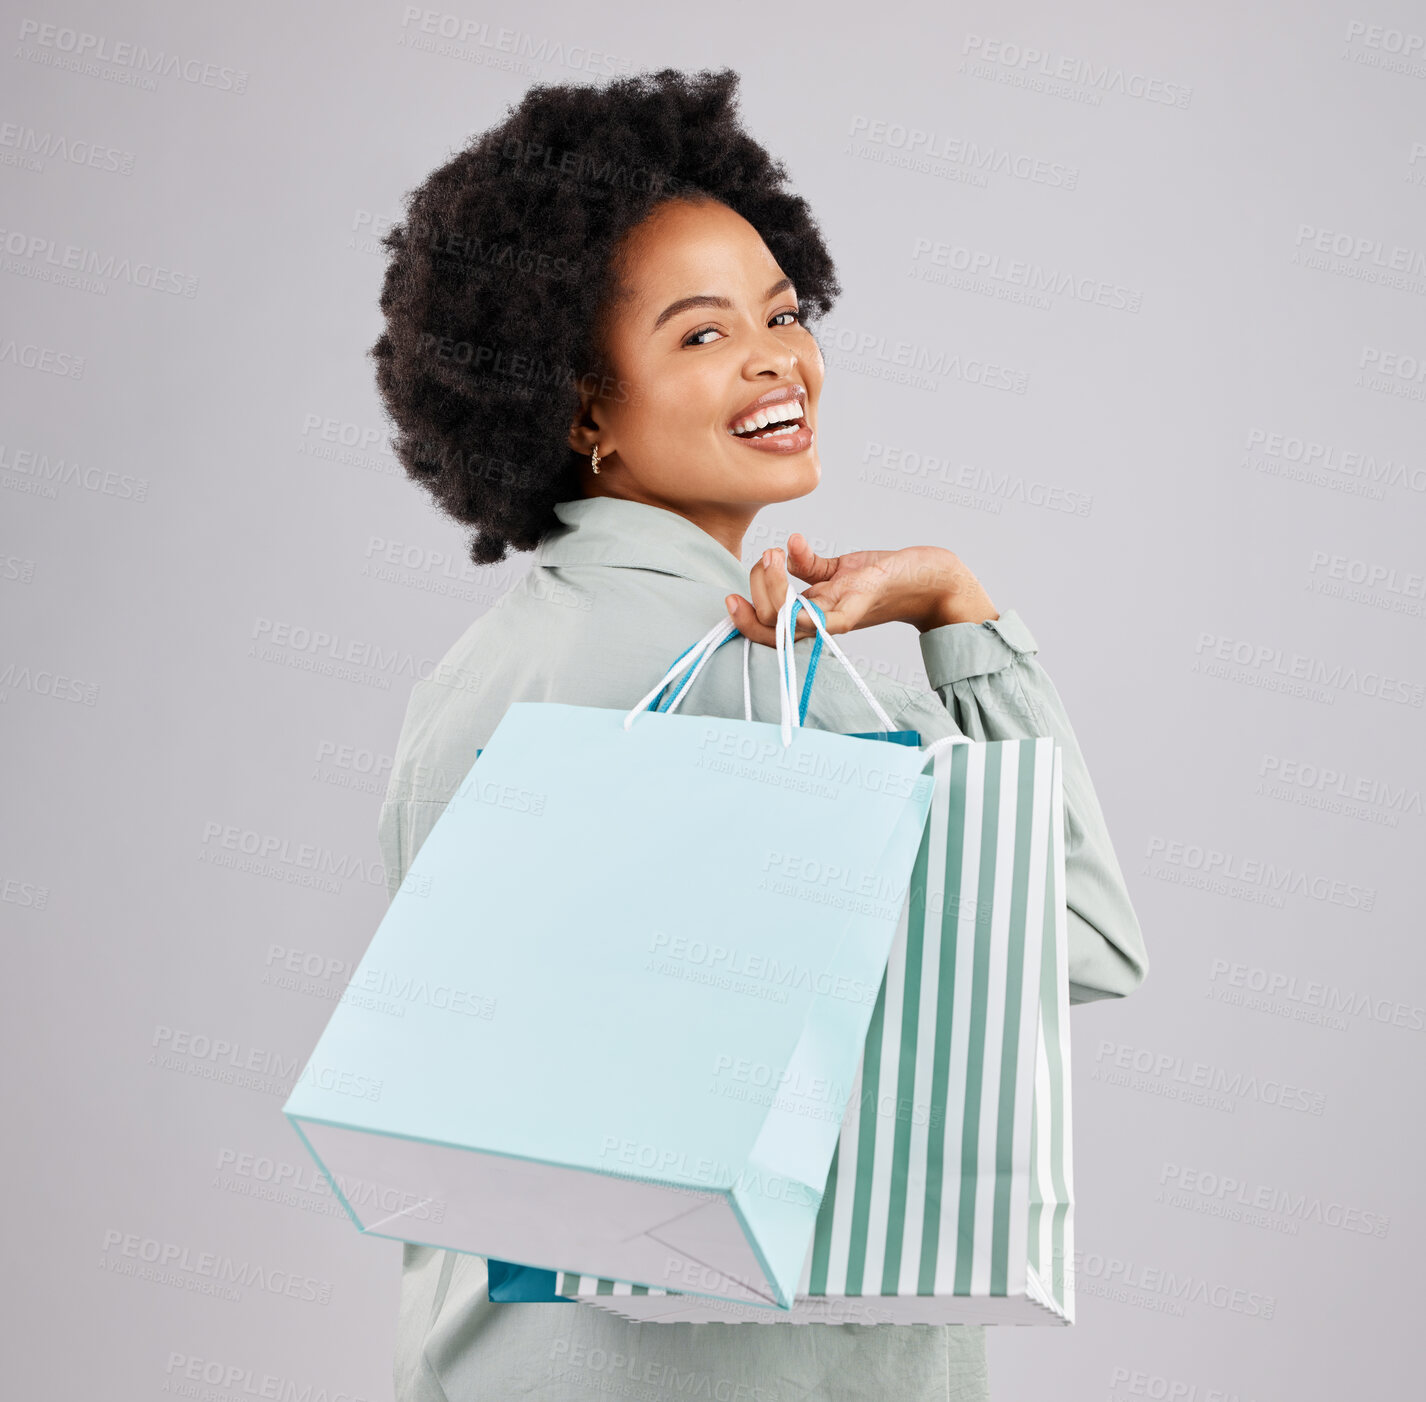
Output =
[{"x1": 379, "y1": 494, "x2": 1148, "y2": 1402}]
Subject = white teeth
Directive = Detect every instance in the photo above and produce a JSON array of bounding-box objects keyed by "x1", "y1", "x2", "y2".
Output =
[
  {"x1": 733, "y1": 422, "x2": 801, "y2": 441},
  {"x1": 728, "y1": 399, "x2": 803, "y2": 435}
]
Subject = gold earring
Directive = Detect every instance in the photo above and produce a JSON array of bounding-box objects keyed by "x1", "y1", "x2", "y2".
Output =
[{"x1": 590, "y1": 443, "x2": 601, "y2": 475}]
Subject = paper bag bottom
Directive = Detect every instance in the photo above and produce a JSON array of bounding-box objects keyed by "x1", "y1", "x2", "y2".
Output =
[{"x1": 561, "y1": 1265, "x2": 1072, "y2": 1326}]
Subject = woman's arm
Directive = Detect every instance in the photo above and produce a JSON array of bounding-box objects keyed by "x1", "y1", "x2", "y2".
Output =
[
  {"x1": 916, "y1": 611, "x2": 1150, "y2": 1005},
  {"x1": 729, "y1": 539, "x2": 1150, "y2": 1008}
]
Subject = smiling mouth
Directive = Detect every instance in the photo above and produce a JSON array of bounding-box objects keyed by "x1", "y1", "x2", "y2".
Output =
[{"x1": 726, "y1": 401, "x2": 808, "y2": 440}]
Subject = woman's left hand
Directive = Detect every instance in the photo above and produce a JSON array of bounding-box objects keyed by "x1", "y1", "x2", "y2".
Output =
[{"x1": 726, "y1": 533, "x2": 998, "y2": 646}]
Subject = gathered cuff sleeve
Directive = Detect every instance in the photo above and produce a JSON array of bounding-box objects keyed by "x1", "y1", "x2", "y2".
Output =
[{"x1": 920, "y1": 609, "x2": 1041, "y2": 690}]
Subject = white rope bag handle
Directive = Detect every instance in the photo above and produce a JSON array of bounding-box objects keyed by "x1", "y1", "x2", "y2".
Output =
[
  {"x1": 773, "y1": 593, "x2": 971, "y2": 764},
  {"x1": 626, "y1": 591, "x2": 882, "y2": 740},
  {"x1": 624, "y1": 590, "x2": 972, "y2": 765}
]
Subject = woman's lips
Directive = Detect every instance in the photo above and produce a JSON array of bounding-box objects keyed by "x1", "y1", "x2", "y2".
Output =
[{"x1": 727, "y1": 419, "x2": 814, "y2": 453}]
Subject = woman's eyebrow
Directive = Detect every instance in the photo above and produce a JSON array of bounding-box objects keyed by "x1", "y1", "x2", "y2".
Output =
[{"x1": 651, "y1": 277, "x2": 794, "y2": 332}]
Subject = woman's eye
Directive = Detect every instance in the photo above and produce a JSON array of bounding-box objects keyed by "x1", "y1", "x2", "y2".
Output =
[{"x1": 683, "y1": 310, "x2": 801, "y2": 347}]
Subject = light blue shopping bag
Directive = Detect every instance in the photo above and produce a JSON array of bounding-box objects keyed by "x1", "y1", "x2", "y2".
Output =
[
  {"x1": 488, "y1": 602, "x2": 922, "y2": 1304},
  {"x1": 284, "y1": 593, "x2": 961, "y2": 1311}
]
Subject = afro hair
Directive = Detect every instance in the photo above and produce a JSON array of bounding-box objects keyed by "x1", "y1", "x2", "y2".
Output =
[{"x1": 369, "y1": 66, "x2": 841, "y2": 566}]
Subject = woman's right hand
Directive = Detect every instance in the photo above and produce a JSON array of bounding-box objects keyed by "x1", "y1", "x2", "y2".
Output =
[{"x1": 726, "y1": 533, "x2": 998, "y2": 646}]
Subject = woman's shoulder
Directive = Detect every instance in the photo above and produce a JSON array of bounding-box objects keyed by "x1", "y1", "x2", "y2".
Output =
[{"x1": 384, "y1": 571, "x2": 732, "y2": 793}]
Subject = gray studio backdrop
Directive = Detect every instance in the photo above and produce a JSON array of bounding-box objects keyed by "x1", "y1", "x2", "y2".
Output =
[{"x1": 4, "y1": 1, "x2": 1421, "y2": 1397}]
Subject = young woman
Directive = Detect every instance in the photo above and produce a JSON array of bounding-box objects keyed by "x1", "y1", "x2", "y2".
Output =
[{"x1": 371, "y1": 67, "x2": 1147, "y2": 1402}]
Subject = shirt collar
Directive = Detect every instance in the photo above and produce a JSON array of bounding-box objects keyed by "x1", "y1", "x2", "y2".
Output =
[{"x1": 532, "y1": 496, "x2": 751, "y2": 594}]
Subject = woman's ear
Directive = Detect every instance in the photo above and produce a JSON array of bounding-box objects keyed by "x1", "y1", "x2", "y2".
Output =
[{"x1": 567, "y1": 391, "x2": 608, "y2": 457}]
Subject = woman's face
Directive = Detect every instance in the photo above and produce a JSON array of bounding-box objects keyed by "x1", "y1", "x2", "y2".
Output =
[{"x1": 571, "y1": 198, "x2": 824, "y2": 531}]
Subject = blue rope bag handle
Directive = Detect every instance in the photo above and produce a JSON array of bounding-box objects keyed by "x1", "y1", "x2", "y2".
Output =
[{"x1": 648, "y1": 599, "x2": 827, "y2": 724}]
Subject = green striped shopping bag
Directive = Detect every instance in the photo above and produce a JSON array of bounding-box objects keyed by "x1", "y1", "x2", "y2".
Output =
[{"x1": 558, "y1": 735, "x2": 1074, "y2": 1326}]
